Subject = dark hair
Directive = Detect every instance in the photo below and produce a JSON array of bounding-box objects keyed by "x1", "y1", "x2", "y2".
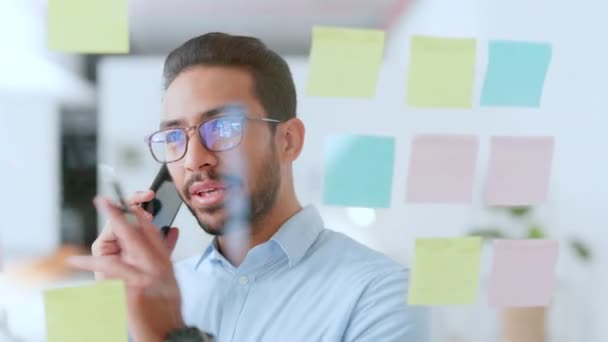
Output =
[{"x1": 162, "y1": 32, "x2": 297, "y2": 122}]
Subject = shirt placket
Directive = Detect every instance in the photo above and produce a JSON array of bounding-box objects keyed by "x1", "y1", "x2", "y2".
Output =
[
  {"x1": 218, "y1": 271, "x2": 255, "y2": 342},
  {"x1": 215, "y1": 242, "x2": 280, "y2": 341}
]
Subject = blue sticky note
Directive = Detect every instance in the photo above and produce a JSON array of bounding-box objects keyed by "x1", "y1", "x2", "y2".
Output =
[
  {"x1": 323, "y1": 134, "x2": 395, "y2": 208},
  {"x1": 480, "y1": 41, "x2": 552, "y2": 107}
]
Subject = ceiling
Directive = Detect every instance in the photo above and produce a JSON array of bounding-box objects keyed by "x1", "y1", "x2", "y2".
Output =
[{"x1": 128, "y1": 0, "x2": 408, "y2": 55}]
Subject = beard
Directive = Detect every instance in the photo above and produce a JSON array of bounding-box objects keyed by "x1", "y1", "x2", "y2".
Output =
[{"x1": 182, "y1": 148, "x2": 281, "y2": 237}]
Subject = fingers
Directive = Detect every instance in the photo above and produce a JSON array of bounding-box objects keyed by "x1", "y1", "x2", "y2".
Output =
[
  {"x1": 140, "y1": 223, "x2": 172, "y2": 258},
  {"x1": 95, "y1": 197, "x2": 161, "y2": 268},
  {"x1": 92, "y1": 240, "x2": 121, "y2": 256},
  {"x1": 128, "y1": 190, "x2": 155, "y2": 207},
  {"x1": 164, "y1": 228, "x2": 180, "y2": 253},
  {"x1": 94, "y1": 190, "x2": 152, "y2": 248},
  {"x1": 69, "y1": 255, "x2": 146, "y2": 286},
  {"x1": 131, "y1": 205, "x2": 153, "y2": 223},
  {"x1": 96, "y1": 218, "x2": 118, "y2": 243}
]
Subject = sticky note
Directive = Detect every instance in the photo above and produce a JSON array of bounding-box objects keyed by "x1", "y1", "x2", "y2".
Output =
[
  {"x1": 406, "y1": 135, "x2": 478, "y2": 203},
  {"x1": 489, "y1": 239, "x2": 559, "y2": 307},
  {"x1": 484, "y1": 136, "x2": 554, "y2": 206},
  {"x1": 406, "y1": 36, "x2": 477, "y2": 108},
  {"x1": 323, "y1": 134, "x2": 395, "y2": 208},
  {"x1": 408, "y1": 237, "x2": 482, "y2": 305},
  {"x1": 307, "y1": 27, "x2": 385, "y2": 97},
  {"x1": 44, "y1": 280, "x2": 128, "y2": 342},
  {"x1": 480, "y1": 41, "x2": 552, "y2": 107},
  {"x1": 48, "y1": 0, "x2": 130, "y2": 53}
]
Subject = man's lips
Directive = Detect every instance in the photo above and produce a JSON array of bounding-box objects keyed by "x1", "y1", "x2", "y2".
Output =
[
  {"x1": 188, "y1": 181, "x2": 226, "y2": 198},
  {"x1": 188, "y1": 181, "x2": 232, "y2": 208}
]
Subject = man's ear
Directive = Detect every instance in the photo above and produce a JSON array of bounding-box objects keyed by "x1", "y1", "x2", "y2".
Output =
[{"x1": 277, "y1": 118, "x2": 305, "y2": 162}]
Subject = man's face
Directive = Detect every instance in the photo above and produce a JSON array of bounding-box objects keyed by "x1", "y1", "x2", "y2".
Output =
[{"x1": 161, "y1": 66, "x2": 281, "y2": 235}]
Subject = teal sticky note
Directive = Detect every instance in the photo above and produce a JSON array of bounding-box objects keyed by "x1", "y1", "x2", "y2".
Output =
[
  {"x1": 323, "y1": 134, "x2": 395, "y2": 208},
  {"x1": 480, "y1": 41, "x2": 552, "y2": 107}
]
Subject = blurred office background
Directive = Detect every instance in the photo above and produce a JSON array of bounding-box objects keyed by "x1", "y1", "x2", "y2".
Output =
[{"x1": 1, "y1": 0, "x2": 607, "y2": 341}]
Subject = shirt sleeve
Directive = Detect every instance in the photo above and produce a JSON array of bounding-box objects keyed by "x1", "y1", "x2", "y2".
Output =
[{"x1": 342, "y1": 268, "x2": 430, "y2": 342}]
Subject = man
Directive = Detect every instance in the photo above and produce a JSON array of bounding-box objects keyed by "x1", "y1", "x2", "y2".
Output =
[{"x1": 70, "y1": 33, "x2": 429, "y2": 341}]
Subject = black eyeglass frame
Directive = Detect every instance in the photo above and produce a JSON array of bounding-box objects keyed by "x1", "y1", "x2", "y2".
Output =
[{"x1": 145, "y1": 107, "x2": 282, "y2": 164}]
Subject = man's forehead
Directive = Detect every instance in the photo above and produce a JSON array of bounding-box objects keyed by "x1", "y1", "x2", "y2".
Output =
[
  {"x1": 160, "y1": 103, "x2": 247, "y2": 129},
  {"x1": 161, "y1": 99, "x2": 245, "y2": 121},
  {"x1": 160, "y1": 66, "x2": 261, "y2": 124}
]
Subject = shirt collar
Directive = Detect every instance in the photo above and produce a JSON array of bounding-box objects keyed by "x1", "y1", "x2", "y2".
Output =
[
  {"x1": 195, "y1": 238, "x2": 221, "y2": 270},
  {"x1": 194, "y1": 205, "x2": 324, "y2": 270},
  {"x1": 270, "y1": 205, "x2": 324, "y2": 267}
]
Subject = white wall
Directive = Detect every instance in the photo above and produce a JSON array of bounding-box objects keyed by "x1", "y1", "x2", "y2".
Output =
[
  {"x1": 0, "y1": 96, "x2": 61, "y2": 256},
  {"x1": 0, "y1": 0, "x2": 93, "y2": 259}
]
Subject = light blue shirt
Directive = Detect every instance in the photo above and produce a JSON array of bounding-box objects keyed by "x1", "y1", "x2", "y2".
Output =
[{"x1": 174, "y1": 205, "x2": 429, "y2": 341}]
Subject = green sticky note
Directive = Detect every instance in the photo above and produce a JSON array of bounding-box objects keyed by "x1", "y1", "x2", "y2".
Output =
[
  {"x1": 48, "y1": 0, "x2": 129, "y2": 53},
  {"x1": 408, "y1": 237, "x2": 482, "y2": 305},
  {"x1": 307, "y1": 27, "x2": 385, "y2": 97},
  {"x1": 323, "y1": 134, "x2": 395, "y2": 208},
  {"x1": 44, "y1": 280, "x2": 128, "y2": 342},
  {"x1": 480, "y1": 41, "x2": 552, "y2": 107},
  {"x1": 406, "y1": 36, "x2": 477, "y2": 108}
]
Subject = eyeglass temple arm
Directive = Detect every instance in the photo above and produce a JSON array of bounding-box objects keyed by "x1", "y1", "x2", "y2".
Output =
[{"x1": 254, "y1": 117, "x2": 282, "y2": 123}]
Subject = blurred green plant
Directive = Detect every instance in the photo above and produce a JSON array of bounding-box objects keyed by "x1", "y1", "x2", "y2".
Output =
[{"x1": 470, "y1": 206, "x2": 592, "y2": 263}]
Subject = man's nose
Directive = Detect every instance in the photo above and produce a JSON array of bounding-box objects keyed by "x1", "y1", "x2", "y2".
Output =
[{"x1": 183, "y1": 133, "x2": 218, "y2": 172}]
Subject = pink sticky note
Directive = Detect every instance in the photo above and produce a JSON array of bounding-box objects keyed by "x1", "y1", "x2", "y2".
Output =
[
  {"x1": 484, "y1": 136, "x2": 554, "y2": 206},
  {"x1": 488, "y1": 239, "x2": 559, "y2": 307},
  {"x1": 406, "y1": 134, "x2": 478, "y2": 203}
]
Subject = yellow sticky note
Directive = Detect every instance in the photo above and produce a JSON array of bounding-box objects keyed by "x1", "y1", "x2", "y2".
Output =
[
  {"x1": 307, "y1": 27, "x2": 385, "y2": 97},
  {"x1": 44, "y1": 280, "x2": 128, "y2": 342},
  {"x1": 408, "y1": 237, "x2": 482, "y2": 305},
  {"x1": 406, "y1": 36, "x2": 476, "y2": 108},
  {"x1": 48, "y1": 0, "x2": 129, "y2": 53}
]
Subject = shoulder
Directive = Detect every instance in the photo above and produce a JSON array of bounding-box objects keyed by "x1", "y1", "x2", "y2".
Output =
[
  {"x1": 310, "y1": 230, "x2": 429, "y2": 341},
  {"x1": 308, "y1": 229, "x2": 410, "y2": 286}
]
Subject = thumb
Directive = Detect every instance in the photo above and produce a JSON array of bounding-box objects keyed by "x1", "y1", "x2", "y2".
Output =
[{"x1": 164, "y1": 227, "x2": 180, "y2": 253}]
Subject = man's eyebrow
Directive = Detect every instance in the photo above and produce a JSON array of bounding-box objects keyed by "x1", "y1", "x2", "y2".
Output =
[
  {"x1": 159, "y1": 108, "x2": 226, "y2": 129},
  {"x1": 159, "y1": 119, "x2": 184, "y2": 129}
]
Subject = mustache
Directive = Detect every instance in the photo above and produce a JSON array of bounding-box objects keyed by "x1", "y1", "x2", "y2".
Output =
[{"x1": 183, "y1": 172, "x2": 243, "y2": 199}]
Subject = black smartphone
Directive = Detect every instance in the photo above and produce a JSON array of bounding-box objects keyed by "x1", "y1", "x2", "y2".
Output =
[{"x1": 141, "y1": 165, "x2": 183, "y2": 236}]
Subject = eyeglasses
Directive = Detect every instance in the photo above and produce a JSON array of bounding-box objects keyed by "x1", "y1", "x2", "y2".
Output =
[{"x1": 145, "y1": 105, "x2": 282, "y2": 164}]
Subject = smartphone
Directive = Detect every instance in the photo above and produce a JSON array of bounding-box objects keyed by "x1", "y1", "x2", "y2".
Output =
[{"x1": 141, "y1": 165, "x2": 183, "y2": 236}]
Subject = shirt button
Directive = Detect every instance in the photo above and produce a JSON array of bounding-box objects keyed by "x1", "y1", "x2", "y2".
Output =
[{"x1": 239, "y1": 276, "x2": 249, "y2": 285}]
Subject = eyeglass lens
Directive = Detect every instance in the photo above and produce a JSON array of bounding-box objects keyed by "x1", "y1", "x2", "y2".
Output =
[{"x1": 149, "y1": 116, "x2": 244, "y2": 163}]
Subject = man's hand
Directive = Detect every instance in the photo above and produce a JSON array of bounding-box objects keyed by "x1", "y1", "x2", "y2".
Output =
[
  {"x1": 70, "y1": 197, "x2": 184, "y2": 342},
  {"x1": 91, "y1": 190, "x2": 179, "y2": 280}
]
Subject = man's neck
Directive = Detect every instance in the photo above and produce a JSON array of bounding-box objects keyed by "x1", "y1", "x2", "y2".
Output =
[{"x1": 216, "y1": 197, "x2": 302, "y2": 267}]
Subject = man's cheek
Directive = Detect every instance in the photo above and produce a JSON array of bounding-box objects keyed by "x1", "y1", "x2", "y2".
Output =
[{"x1": 167, "y1": 165, "x2": 183, "y2": 183}]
